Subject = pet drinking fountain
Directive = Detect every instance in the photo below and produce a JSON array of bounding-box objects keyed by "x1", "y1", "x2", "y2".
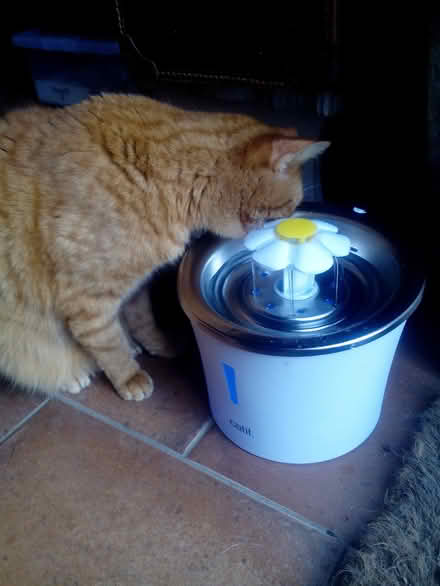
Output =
[{"x1": 178, "y1": 206, "x2": 424, "y2": 463}]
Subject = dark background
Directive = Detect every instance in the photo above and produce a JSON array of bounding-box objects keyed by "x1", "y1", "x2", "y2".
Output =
[{"x1": 1, "y1": 3, "x2": 434, "y2": 215}]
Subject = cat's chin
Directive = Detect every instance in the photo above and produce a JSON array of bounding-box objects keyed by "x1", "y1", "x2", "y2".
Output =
[
  {"x1": 245, "y1": 219, "x2": 265, "y2": 231},
  {"x1": 217, "y1": 229, "x2": 247, "y2": 240},
  {"x1": 218, "y1": 220, "x2": 264, "y2": 240},
  {"x1": 211, "y1": 221, "x2": 247, "y2": 240}
]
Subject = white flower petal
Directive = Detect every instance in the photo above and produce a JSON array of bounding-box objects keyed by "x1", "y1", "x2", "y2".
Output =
[
  {"x1": 313, "y1": 219, "x2": 339, "y2": 233},
  {"x1": 315, "y1": 232, "x2": 351, "y2": 257},
  {"x1": 243, "y1": 227, "x2": 275, "y2": 251},
  {"x1": 294, "y1": 240, "x2": 334, "y2": 274},
  {"x1": 252, "y1": 240, "x2": 292, "y2": 270}
]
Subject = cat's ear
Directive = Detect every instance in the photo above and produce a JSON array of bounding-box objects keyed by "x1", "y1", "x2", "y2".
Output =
[{"x1": 271, "y1": 139, "x2": 331, "y2": 174}]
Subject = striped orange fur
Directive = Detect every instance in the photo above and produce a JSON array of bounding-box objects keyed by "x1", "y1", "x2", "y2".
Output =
[{"x1": 0, "y1": 94, "x2": 329, "y2": 400}]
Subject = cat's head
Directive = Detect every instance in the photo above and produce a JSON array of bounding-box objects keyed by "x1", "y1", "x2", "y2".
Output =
[{"x1": 204, "y1": 134, "x2": 330, "y2": 238}]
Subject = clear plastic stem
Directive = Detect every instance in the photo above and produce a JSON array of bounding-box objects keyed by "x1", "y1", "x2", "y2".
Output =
[{"x1": 282, "y1": 267, "x2": 316, "y2": 301}]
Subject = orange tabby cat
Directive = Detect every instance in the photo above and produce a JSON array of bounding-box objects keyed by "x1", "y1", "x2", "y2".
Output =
[{"x1": 0, "y1": 94, "x2": 329, "y2": 401}]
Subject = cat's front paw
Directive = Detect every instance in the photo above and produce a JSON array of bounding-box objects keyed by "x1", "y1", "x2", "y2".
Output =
[
  {"x1": 59, "y1": 374, "x2": 92, "y2": 394},
  {"x1": 117, "y1": 370, "x2": 154, "y2": 401},
  {"x1": 135, "y1": 331, "x2": 178, "y2": 359},
  {"x1": 148, "y1": 339, "x2": 178, "y2": 359}
]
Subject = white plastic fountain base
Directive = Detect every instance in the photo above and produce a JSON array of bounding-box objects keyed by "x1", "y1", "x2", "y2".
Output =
[
  {"x1": 193, "y1": 322, "x2": 405, "y2": 464},
  {"x1": 178, "y1": 208, "x2": 424, "y2": 465}
]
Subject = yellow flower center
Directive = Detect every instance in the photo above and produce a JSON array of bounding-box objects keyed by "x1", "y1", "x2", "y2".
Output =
[{"x1": 275, "y1": 218, "x2": 317, "y2": 243}]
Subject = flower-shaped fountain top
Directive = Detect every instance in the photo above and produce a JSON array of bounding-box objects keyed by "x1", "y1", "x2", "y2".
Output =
[{"x1": 244, "y1": 217, "x2": 351, "y2": 275}]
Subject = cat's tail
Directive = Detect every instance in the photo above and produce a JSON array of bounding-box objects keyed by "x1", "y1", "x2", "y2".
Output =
[{"x1": 0, "y1": 303, "x2": 97, "y2": 395}]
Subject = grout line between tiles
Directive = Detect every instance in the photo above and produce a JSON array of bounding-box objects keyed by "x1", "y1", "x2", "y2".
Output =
[
  {"x1": 0, "y1": 397, "x2": 51, "y2": 445},
  {"x1": 56, "y1": 394, "x2": 344, "y2": 544},
  {"x1": 181, "y1": 418, "x2": 214, "y2": 457},
  {"x1": 56, "y1": 393, "x2": 182, "y2": 457}
]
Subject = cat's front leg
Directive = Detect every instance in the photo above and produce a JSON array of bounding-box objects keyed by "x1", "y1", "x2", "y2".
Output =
[{"x1": 67, "y1": 301, "x2": 153, "y2": 401}]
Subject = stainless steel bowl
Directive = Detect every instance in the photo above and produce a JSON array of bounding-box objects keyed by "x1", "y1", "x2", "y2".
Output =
[{"x1": 178, "y1": 205, "x2": 425, "y2": 356}]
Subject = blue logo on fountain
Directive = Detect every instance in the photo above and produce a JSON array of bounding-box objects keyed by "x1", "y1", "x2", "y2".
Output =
[{"x1": 222, "y1": 362, "x2": 238, "y2": 404}]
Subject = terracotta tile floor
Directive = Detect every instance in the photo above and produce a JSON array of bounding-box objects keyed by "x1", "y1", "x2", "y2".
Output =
[{"x1": 1, "y1": 314, "x2": 439, "y2": 586}]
